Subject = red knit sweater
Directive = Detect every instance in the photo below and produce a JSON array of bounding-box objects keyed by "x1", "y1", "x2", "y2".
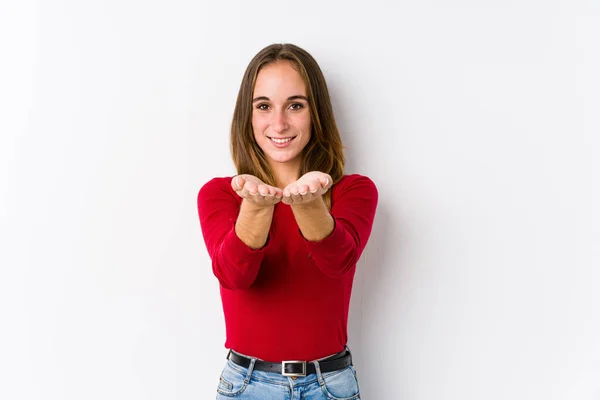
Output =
[{"x1": 197, "y1": 174, "x2": 378, "y2": 361}]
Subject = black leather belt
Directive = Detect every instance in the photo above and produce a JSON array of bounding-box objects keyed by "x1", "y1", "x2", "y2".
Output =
[{"x1": 227, "y1": 349, "x2": 353, "y2": 377}]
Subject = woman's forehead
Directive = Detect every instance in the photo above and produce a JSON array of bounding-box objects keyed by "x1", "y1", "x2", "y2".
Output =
[{"x1": 253, "y1": 61, "x2": 307, "y2": 99}]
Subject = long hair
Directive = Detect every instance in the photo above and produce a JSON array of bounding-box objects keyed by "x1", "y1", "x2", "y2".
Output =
[{"x1": 230, "y1": 43, "x2": 345, "y2": 208}]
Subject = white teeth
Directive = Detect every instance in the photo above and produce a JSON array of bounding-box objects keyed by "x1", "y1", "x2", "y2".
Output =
[{"x1": 271, "y1": 137, "x2": 293, "y2": 144}]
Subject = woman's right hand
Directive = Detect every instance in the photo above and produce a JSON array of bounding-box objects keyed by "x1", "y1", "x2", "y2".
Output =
[{"x1": 231, "y1": 175, "x2": 283, "y2": 207}]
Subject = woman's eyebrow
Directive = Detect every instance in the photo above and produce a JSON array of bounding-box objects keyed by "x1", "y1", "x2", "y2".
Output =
[
  {"x1": 287, "y1": 95, "x2": 309, "y2": 102},
  {"x1": 252, "y1": 95, "x2": 309, "y2": 103}
]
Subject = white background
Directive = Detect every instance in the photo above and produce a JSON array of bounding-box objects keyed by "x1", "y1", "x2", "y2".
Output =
[{"x1": 1, "y1": 1, "x2": 599, "y2": 399}]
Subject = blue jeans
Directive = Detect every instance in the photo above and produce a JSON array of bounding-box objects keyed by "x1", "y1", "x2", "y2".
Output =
[{"x1": 215, "y1": 352, "x2": 361, "y2": 399}]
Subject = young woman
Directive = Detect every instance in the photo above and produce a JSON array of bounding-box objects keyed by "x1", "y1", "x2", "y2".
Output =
[{"x1": 197, "y1": 43, "x2": 378, "y2": 399}]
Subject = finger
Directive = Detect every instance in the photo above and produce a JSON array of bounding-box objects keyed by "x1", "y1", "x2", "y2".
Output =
[
  {"x1": 291, "y1": 192, "x2": 303, "y2": 203},
  {"x1": 308, "y1": 180, "x2": 321, "y2": 193},
  {"x1": 319, "y1": 176, "x2": 330, "y2": 189},
  {"x1": 232, "y1": 175, "x2": 245, "y2": 191},
  {"x1": 297, "y1": 184, "x2": 309, "y2": 196},
  {"x1": 271, "y1": 195, "x2": 282, "y2": 204},
  {"x1": 281, "y1": 195, "x2": 293, "y2": 205},
  {"x1": 270, "y1": 187, "x2": 283, "y2": 198},
  {"x1": 281, "y1": 183, "x2": 293, "y2": 201},
  {"x1": 245, "y1": 181, "x2": 259, "y2": 195},
  {"x1": 257, "y1": 184, "x2": 270, "y2": 196}
]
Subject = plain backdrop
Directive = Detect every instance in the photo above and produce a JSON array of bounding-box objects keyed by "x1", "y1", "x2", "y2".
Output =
[{"x1": 1, "y1": 1, "x2": 599, "y2": 399}]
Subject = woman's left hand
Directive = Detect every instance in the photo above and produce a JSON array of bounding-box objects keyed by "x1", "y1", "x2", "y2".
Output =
[{"x1": 282, "y1": 171, "x2": 332, "y2": 205}]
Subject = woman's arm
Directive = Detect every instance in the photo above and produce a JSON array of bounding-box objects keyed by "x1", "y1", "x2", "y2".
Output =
[
  {"x1": 290, "y1": 198, "x2": 334, "y2": 242},
  {"x1": 197, "y1": 176, "x2": 281, "y2": 290},
  {"x1": 235, "y1": 201, "x2": 275, "y2": 249},
  {"x1": 289, "y1": 174, "x2": 378, "y2": 277}
]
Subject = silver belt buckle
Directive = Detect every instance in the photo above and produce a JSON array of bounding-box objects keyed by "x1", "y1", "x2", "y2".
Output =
[{"x1": 282, "y1": 360, "x2": 307, "y2": 377}]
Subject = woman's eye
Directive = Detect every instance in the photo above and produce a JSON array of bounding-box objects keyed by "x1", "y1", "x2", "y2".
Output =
[
  {"x1": 289, "y1": 103, "x2": 304, "y2": 111},
  {"x1": 256, "y1": 104, "x2": 269, "y2": 110}
]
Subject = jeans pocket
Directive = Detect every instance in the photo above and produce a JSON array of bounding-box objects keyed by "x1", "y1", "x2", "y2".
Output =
[
  {"x1": 216, "y1": 361, "x2": 248, "y2": 397},
  {"x1": 321, "y1": 366, "x2": 361, "y2": 400}
]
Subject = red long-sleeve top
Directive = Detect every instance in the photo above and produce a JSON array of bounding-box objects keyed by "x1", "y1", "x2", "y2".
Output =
[{"x1": 197, "y1": 174, "x2": 378, "y2": 361}]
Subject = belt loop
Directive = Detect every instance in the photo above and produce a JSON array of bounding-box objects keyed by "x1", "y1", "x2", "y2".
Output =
[
  {"x1": 244, "y1": 358, "x2": 256, "y2": 384},
  {"x1": 312, "y1": 360, "x2": 325, "y2": 386}
]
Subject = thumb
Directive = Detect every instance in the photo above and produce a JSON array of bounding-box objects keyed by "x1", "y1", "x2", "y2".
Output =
[{"x1": 233, "y1": 175, "x2": 245, "y2": 190}]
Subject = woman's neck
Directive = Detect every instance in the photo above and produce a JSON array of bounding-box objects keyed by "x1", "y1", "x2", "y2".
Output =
[{"x1": 270, "y1": 159, "x2": 302, "y2": 189}]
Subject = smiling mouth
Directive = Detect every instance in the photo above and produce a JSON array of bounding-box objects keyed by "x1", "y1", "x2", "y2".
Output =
[{"x1": 268, "y1": 136, "x2": 296, "y2": 144}]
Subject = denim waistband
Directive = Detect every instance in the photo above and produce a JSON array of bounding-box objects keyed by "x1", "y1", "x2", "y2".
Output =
[{"x1": 225, "y1": 346, "x2": 352, "y2": 387}]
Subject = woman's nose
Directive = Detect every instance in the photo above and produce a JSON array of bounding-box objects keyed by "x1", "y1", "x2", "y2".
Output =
[{"x1": 271, "y1": 110, "x2": 289, "y2": 133}]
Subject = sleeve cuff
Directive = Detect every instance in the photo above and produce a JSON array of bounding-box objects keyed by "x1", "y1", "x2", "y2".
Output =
[
  {"x1": 222, "y1": 226, "x2": 269, "y2": 262},
  {"x1": 303, "y1": 216, "x2": 345, "y2": 248}
]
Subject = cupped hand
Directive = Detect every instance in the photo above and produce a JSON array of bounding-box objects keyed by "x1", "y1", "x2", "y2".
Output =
[
  {"x1": 231, "y1": 174, "x2": 283, "y2": 207},
  {"x1": 282, "y1": 171, "x2": 332, "y2": 205}
]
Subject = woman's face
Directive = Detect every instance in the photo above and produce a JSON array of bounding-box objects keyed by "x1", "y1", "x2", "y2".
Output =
[{"x1": 251, "y1": 61, "x2": 311, "y2": 171}]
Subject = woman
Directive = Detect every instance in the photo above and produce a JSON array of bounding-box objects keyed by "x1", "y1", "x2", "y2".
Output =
[{"x1": 197, "y1": 43, "x2": 378, "y2": 399}]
